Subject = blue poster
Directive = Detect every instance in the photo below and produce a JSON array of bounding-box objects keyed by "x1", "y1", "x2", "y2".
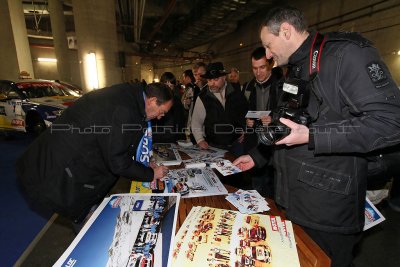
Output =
[{"x1": 54, "y1": 193, "x2": 180, "y2": 267}]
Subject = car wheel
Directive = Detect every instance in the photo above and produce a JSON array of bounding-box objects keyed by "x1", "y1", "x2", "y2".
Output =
[{"x1": 27, "y1": 116, "x2": 46, "y2": 135}]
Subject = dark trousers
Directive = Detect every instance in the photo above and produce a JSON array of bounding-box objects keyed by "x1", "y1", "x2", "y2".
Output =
[{"x1": 303, "y1": 227, "x2": 363, "y2": 267}]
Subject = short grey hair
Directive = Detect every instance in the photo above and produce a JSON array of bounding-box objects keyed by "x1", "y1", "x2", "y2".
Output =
[{"x1": 260, "y1": 6, "x2": 308, "y2": 36}]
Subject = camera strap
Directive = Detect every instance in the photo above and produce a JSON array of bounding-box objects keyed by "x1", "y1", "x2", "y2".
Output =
[
  {"x1": 304, "y1": 32, "x2": 326, "y2": 123},
  {"x1": 309, "y1": 32, "x2": 326, "y2": 76}
]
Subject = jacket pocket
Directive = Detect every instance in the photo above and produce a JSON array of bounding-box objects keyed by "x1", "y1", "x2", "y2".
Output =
[{"x1": 297, "y1": 162, "x2": 352, "y2": 195}]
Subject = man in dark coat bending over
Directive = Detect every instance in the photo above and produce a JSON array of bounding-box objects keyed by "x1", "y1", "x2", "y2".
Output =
[{"x1": 16, "y1": 82, "x2": 172, "y2": 223}]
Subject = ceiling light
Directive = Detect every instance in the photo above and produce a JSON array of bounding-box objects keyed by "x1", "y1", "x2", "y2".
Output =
[{"x1": 397, "y1": 50, "x2": 400, "y2": 55}]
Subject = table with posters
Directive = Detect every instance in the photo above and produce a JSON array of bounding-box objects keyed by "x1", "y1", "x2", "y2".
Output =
[
  {"x1": 176, "y1": 183, "x2": 331, "y2": 267},
  {"x1": 130, "y1": 147, "x2": 331, "y2": 267}
]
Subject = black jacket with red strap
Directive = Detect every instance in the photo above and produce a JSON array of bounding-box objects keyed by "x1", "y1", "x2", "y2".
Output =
[{"x1": 250, "y1": 31, "x2": 400, "y2": 233}]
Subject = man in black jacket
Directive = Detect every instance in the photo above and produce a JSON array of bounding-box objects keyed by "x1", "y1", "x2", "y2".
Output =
[
  {"x1": 17, "y1": 83, "x2": 172, "y2": 223},
  {"x1": 234, "y1": 6, "x2": 400, "y2": 267},
  {"x1": 243, "y1": 47, "x2": 282, "y2": 198}
]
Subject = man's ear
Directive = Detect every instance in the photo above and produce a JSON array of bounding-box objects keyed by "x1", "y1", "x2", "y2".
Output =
[
  {"x1": 146, "y1": 96, "x2": 158, "y2": 106},
  {"x1": 280, "y1": 22, "x2": 291, "y2": 39}
]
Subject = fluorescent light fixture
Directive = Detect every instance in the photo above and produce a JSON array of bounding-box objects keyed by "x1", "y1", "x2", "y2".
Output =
[
  {"x1": 38, "y1": 57, "x2": 57, "y2": 62},
  {"x1": 397, "y1": 50, "x2": 400, "y2": 55},
  {"x1": 87, "y1": 52, "x2": 99, "y2": 89},
  {"x1": 154, "y1": 78, "x2": 160, "y2": 82}
]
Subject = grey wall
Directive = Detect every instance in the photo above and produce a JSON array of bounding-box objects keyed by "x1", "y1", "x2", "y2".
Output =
[{"x1": 190, "y1": 0, "x2": 400, "y2": 85}]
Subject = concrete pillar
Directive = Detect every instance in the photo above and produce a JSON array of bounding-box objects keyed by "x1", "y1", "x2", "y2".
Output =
[
  {"x1": 71, "y1": 0, "x2": 121, "y2": 91},
  {"x1": 48, "y1": 0, "x2": 71, "y2": 82},
  {"x1": 0, "y1": 0, "x2": 35, "y2": 79},
  {"x1": 0, "y1": 0, "x2": 19, "y2": 80}
]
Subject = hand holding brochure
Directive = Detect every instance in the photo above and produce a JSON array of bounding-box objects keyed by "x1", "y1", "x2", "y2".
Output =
[{"x1": 210, "y1": 159, "x2": 242, "y2": 176}]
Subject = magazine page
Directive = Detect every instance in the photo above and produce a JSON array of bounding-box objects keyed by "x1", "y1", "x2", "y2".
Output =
[
  {"x1": 130, "y1": 179, "x2": 166, "y2": 193},
  {"x1": 153, "y1": 143, "x2": 182, "y2": 166},
  {"x1": 177, "y1": 146, "x2": 227, "y2": 159},
  {"x1": 210, "y1": 159, "x2": 242, "y2": 176},
  {"x1": 54, "y1": 193, "x2": 180, "y2": 267},
  {"x1": 165, "y1": 167, "x2": 228, "y2": 198},
  {"x1": 172, "y1": 206, "x2": 300, "y2": 267}
]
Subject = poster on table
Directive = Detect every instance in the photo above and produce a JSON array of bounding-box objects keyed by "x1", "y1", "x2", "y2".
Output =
[
  {"x1": 54, "y1": 193, "x2": 180, "y2": 267},
  {"x1": 165, "y1": 167, "x2": 228, "y2": 198},
  {"x1": 172, "y1": 206, "x2": 300, "y2": 267},
  {"x1": 153, "y1": 143, "x2": 182, "y2": 166}
]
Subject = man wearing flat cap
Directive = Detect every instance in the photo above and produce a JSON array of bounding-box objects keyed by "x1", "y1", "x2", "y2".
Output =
[{"x1": 191, "y1": 62, "x2": 248, "y2": 156}]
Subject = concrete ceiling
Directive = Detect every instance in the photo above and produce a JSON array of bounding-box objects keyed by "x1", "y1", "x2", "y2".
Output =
[{"x1": 22, "y1": 0, "x2": 276, "y2": 57}]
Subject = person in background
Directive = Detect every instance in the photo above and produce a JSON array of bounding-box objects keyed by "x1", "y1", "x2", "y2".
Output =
[
  {"x1": 243, "y1": 46, "x2": 283, "y2": 198},
  {"x1": 193, "y1": 62, "x2": 208, "y2": 89},
  {"x1": 152, "y1": 72, "x2": 186, "y2": 143},
  {"x1": 184, "y1": 62, "x2": 207, "y2": 144},
  {"x1": 17, "y1": 82, "x2": 172, "y2": 224},
  {"x1": 234, "y1": 6, "x2": 400, "y2": 267},
  {"x1": 181, "y1": 69, "x2": 199, "y2": 123},
  {"x1": 191, "y1": 62, "x2": 248, "y2": 156},
  {"x1": 228, "y1": 67, "x2": 241, "y2": 92}
]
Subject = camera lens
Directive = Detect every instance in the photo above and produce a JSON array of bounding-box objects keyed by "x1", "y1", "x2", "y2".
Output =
[{"x1": 257, "y1": 122, "x2": 291, "y2": 146}]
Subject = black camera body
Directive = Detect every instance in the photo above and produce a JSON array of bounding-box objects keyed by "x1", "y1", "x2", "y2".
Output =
[{"x1": 257, "y1": 78, "x2": 312, "y2": 146}]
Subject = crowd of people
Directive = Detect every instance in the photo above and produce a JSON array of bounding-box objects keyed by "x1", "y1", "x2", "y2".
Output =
[{"x1": 16, "y1": 5, "x2": 400, "y2": 267}]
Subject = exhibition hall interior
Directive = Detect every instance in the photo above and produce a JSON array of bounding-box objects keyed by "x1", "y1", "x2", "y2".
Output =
[{"x1": 1, "y1": 0, "x2": 399, "y2": 266}]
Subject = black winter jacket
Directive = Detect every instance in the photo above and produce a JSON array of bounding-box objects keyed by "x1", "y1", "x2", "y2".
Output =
[
  {"x1": 250, "y1": 31, "x2": 400, "y2": 233},
  {"x1": 16, "y1": 83, "x2": 154, "y2": 221}
]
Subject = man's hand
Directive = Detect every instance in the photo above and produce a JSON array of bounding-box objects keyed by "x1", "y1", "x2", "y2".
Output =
[
  {"x1": 233, "y1": 155, "x2": 255, "y2": 171},
  {"x1": 260, "y1": 115, "x2": 272, "y2": 126},
  {"x1": 152, "y1": 165, "x2": 169, "y2": 180},
  {"x1": 197, "y1": 140, "x2": 209, "y2": 149},
  {"x1": 246, "y1": 118, "x2": 255, "y2": 127},
  {"x1": 275, "y1": 118, "x2": 309, "y2": 146}
]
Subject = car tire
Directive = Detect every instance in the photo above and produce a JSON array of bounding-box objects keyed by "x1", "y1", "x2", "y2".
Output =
[{"x1": 26, "y1": 115, "x2": 46, "y2": 135}]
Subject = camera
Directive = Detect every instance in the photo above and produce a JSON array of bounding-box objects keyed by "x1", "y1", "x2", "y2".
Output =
[{"x1": 257, "y1": 78, "x2": 312, "y2": 146}]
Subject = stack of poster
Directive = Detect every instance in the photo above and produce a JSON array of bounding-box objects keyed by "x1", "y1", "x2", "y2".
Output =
[
  {"x1": 226, "y1": 189, "x2": 270, "y2": 214},
  {"x1": 172, "y1": 206, "x2": 300, "y2": 267},
  {"x1": 164, "y1": 167, "x2": 228, "y2": 198},
  {"x1": 131, "y1": 143, "x2": 231, "y2": 194},
  {"x1": 54, "y1": 193, "x2": 180, "y2": 267}
]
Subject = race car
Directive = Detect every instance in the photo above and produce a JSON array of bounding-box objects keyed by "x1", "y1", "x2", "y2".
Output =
[{"x1": 0, "y1": 79, "x2": 79, "y2": 134}]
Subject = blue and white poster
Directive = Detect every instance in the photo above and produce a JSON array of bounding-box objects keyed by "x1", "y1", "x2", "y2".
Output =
[
  {"x1": 54, "y1": 193, "x2": 180, "y2": 267},
  {"x1": 364, "y1": 197, "x2": 386, "y2": 231}
]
